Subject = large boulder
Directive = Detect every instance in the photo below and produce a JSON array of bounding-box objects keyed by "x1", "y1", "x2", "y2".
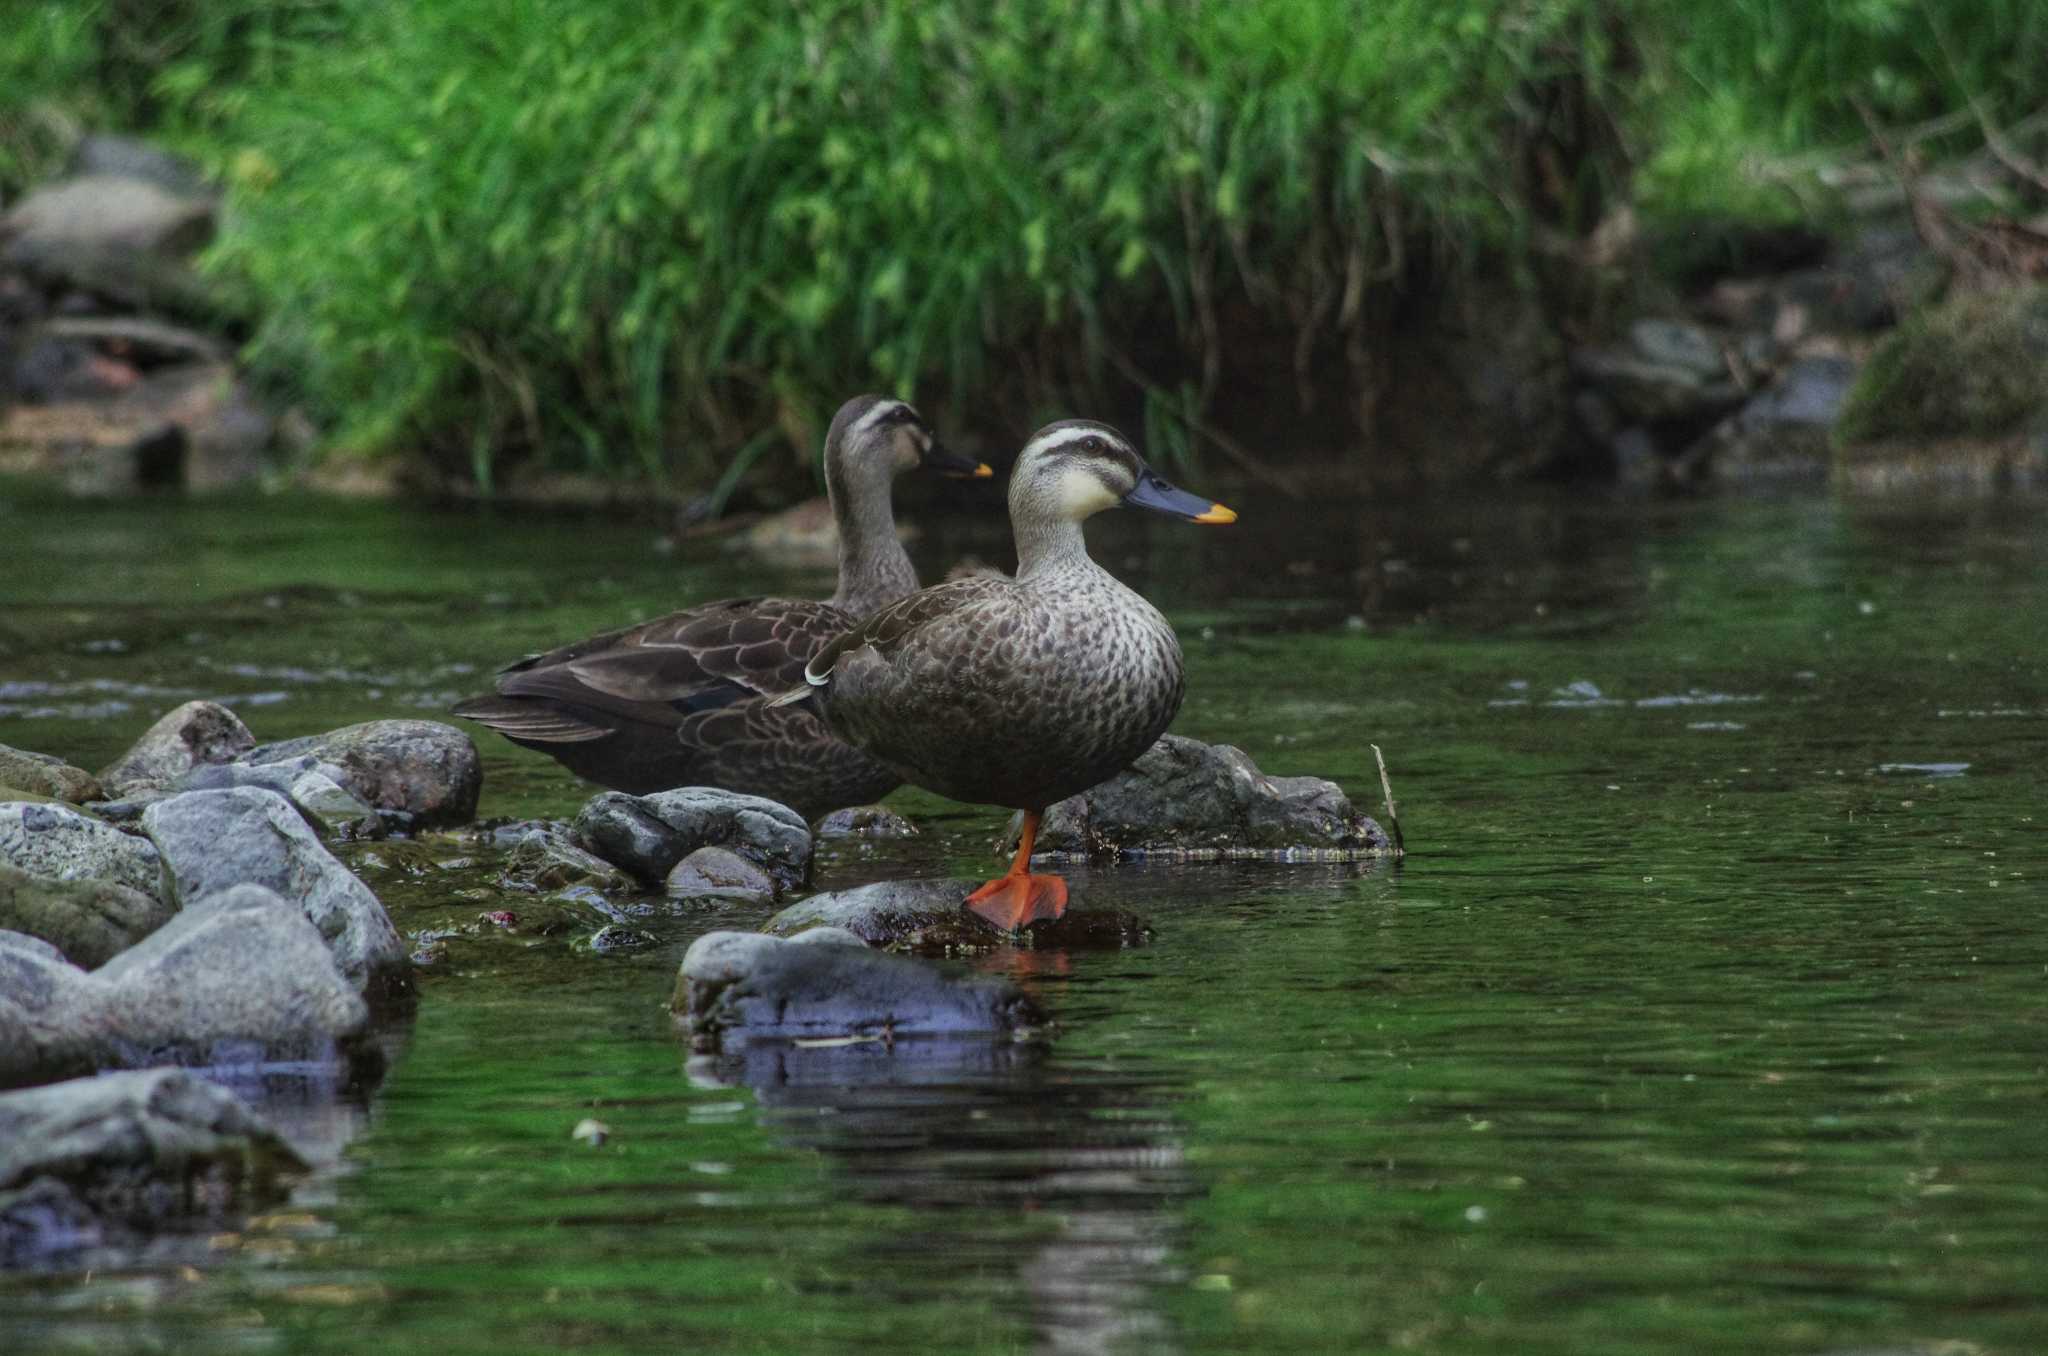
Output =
[
  {"x1": 0, "y1": 743, "x2": 101, "y2": 803},
  {"x1": 94, "y1": 884, "x2": 369, "y2": 1068},
  {"x1": 0, "y1": 800, "x2": 167, "y2": 903},
  {"x1": 97, "y1": 700, "x2": 254, "y2": 799},
  {"x1": 140, "y1": 787, "x2": 409, "y2": 998},
  {"x1": 1023, "y1": 735, "x2": 1391, "y2": 860},
  {"x1": 765, "y1": 877, "x2": 1150, "y2": 953},
  {"x1": 1833, "y1": 284, "x2": 2048, "y2": 491},
  {"x1": 674, "y1": 930, "x2": 1043, "y2": 1048},
  {"x1": 574, "y1": 788, "x2": 812, "y2": 892},
  {"x1": 0, "y1": 1068, "x2": 303, "y2": 1267},
  {"x1": 0, "y1": 886, "x2": 367, "y2": 1087},
  {"x1": 240, "y1": 719, "x2": 481, "y2": 829},
  {"x1": 0, "y1": 861, "x2": 173, "y2": 968}
]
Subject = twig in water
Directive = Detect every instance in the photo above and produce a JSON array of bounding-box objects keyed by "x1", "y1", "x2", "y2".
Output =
[{"x1": 1371, "y1": 744, "x2": 1405, "y2": 857}]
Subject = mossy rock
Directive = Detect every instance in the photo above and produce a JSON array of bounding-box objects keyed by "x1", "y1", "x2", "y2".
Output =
[{"x1": 1835, "y1": 286, "x2": 2048, "y2": 448}]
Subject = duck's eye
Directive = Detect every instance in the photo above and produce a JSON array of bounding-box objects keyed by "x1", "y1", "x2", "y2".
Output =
[{"x1": 1083, "y1": 436, "x2": 1105, "y2": 454}]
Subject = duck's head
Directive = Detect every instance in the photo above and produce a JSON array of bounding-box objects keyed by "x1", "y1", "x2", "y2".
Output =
[
  {"x1": 1010, "y1": 420, "x2": 1237, "y2": 526},
  {"x1": 826, "y1": 395, "x2": 990, "y2": 484}
]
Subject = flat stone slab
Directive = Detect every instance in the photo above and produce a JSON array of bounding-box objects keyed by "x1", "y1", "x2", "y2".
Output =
[
  {"x1": 674, "y1": 930, "x2": 1043, "y2": 1049},
  {"x1": 764, "y1": 877, "x2": 1149, "y2": 953}
]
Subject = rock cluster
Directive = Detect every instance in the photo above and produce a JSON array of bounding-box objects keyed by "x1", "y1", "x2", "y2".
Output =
[
  {"x1": 0, "y1": 704, "x2": 464, "y2": 1261},
  {"x1": 1, "y1": 135, "x2": 279, "y2": 494}
]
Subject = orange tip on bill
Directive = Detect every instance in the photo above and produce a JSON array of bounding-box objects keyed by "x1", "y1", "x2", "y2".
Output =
[
  {"x1": 973, "y1": 462, "x2": 995, "y2": 478},
  {"x1": 1193, "y1": 503, "x2": 1238, "y2": 524}
]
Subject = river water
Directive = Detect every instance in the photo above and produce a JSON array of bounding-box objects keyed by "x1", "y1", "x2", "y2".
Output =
[{"x1": 0, "y1": 480, "x2": 2043, "y2": 1354}]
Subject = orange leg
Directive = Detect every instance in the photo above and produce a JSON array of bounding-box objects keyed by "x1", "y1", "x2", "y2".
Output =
[{"x1": 963, "y1": 809, "x2": 1069, "y2": 930}]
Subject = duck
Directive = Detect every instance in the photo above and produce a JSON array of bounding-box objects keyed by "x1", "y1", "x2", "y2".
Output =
[
  {"x1": 786, "y1": 419, "x2": 1236, "y2": 928},
  {"x1": 452, "y1": 395, "x2": 992, "y2": 817}
]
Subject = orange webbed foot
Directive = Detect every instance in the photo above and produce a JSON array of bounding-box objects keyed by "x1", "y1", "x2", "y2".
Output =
[{"x1": 963, "y1": 873, "x2": 1069, "y2": 931}]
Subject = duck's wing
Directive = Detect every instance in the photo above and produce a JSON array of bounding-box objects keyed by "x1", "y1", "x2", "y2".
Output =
[
  {"x1": 459, "y1": 598, "x2": 852, "y2": 740},
  {"x1": 801, "y1": 578, "x2": 999, "y2": 687}
]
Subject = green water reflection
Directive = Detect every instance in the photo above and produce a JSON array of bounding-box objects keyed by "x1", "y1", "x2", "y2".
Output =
[{"x1": 0, "y1": 481, "x2": 2043, "y2": 1354}]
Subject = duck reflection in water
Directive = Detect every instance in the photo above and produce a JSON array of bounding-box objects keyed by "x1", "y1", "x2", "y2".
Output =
[{"x1": 691, "y1": 1034, "x2": 1194, "y2": 1355}]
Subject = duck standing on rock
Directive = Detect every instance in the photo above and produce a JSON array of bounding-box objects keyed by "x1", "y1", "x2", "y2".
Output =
[
  {"x1": 452, "y1": 396, "x2": 991, "y2": 817},
  {"x1": 785, "y1": 420, "x2": 1236, "y2": 929}
]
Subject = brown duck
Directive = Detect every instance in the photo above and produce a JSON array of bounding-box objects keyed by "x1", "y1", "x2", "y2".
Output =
[
  {"x1": 789, "y1": 420, "x2": 1236, "y2": 928},
  {"x1": 452, "y1": 395, "x2": 990, "y2": 816}
]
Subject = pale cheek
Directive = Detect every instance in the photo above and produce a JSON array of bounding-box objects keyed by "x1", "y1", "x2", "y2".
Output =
[{"x1": 1054, "y1": 473, "x2": 1120, "y2": 519}]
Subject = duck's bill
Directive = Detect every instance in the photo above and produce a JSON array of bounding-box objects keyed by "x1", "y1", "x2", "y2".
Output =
[
  {"x1": 1122, "y1": 471, "x2": 1238, "y2": 524},
  {"x1": 922, "y1": 441, "x2": 994, "y2": 478}
]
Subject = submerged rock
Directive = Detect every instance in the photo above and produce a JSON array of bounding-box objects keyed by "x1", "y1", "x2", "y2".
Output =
[
  {"x1": 765, "y1": 877, "x2": 1149, "y2": 953},
  {"x1": 0, "y1": 885, "x2": 368, "y2": 1086},
  {"x1": 674, "y1": 930, "x2": 1043, "y2": 1049},
  {"x1": 0, "y1": 744, "x2": 101, "y2": 803},
  {"x1": 665, "y1": 845, "x2": 777, "y2": 903},
  {"x1": 499, "y1": 828, "x2": 634, "y2": 893},
  {"x1": 813, "y1": 804, "x2": 919, "y2": 839},
  {"x1": 0, "y1": 1068, "x2": 303, "y2": 1267},
  {"x1": 0, "y1": 800, "x2": 167, "y2": 903},
  {"x1": 0, "y1": 861, "x2": 173, "y2": 968},
  {"x1": 97, "y1": 700, "x2": 254, "y2": 799},
  {"x1": 240, "y1": 719, "x2": 481, "y2": 829},
  {"x1": 140, "y1": 787, "x2": 409, "y2": 999},
  {"x1": 1022, "y1": 735, "x2": 1391, "y2": 860},
  {"x1": 574, "y1": 787, "x2": 812, "y2": 891}
]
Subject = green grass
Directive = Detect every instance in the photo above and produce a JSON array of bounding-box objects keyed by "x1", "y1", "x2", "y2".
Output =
[{"x1": 4, "y1": 1, "x2": 2046, "y2": 493}]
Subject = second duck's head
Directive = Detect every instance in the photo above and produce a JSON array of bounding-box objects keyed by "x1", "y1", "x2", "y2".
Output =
[
  {"x1": 825, "y1": 395, "x2": 990, "y2": 491},
  {"x1": 1010, "y1": 420, "x2": 1238, "y2": 528}
]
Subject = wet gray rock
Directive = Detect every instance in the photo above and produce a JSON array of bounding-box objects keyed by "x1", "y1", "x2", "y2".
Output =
[
  {"x1": 0, "y1": 861, "x2": 173, "y2": 968},
  {"x1": 94, "y1": 884, "x2": 369, "y2": 1068},
  {"x1": 0, "y1": 1068, "x2": 303, "y2": 1267},
  {"x1": 765, "y1": 877, "x2": 1151, "y2": 953},
  {"x1": 97, "y1": 700, "x2": 254, "y2": 799},
  {"x1": 666, "y1": 845, "x2": 777, "y2": 903},
  {"x1": 500, "y1": 828, "x2": 633, "y2": 893},
  {"x1": 173, "y1": 757, "x2": 385, "y2": 843},
  {"x1": 813, "y1": 804, "x2": 919, "y2": 839},
  {"x1": 176, "y1": 754, "x2": 383, "y2": 839},
  {"x1": 583, "y1": 924, "x2": 658, "y2": 954},
  {"x1": 0, "y1": 886, "x2": 368, "y2": 1086},
  {"x1": 0, "y1": 932, "x2": 102, "y2": 1085},
  {"x1": 0, "y1": 800, "x2": 167, "y2": 903},
  {"x1": 63, "y1": 134, "x2": 210, "y2": 198},
  {"x1": 1, "y1": 175, "x2": 216, "y2": 273},
  {"x1": 1689, "y1": 356, "x2": 1858, "y2": 482},
  {"x1": 141, "y1": 787, "x2": 409, "y2": 999},
  {"x1": 1025, "y1": 735, "x2": 1392, "y2": 860},
  {"x1": 574, "y1": 788, "x2": 812, "y2": 891},
  {"x1": 240, "y1": 719, "x2": 481, "y2": 829},
  {"x1": 1571, "y1": 319, "x2": 1744, "y2": 426},
  {"x1": 0, "y1": 744, "x2": 101, "y2": 803},
  {"x1": 674, "y1": 930, "x2": 1043, "y2": 1049}
]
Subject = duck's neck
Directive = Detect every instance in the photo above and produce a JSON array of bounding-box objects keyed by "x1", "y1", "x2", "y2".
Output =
[
  {"x1": 826, "y1": 459, "x2": 917, "y2": 616},
  {"x1": 1014, "y1": 517, "x2": 1096, "y2": 581}
]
